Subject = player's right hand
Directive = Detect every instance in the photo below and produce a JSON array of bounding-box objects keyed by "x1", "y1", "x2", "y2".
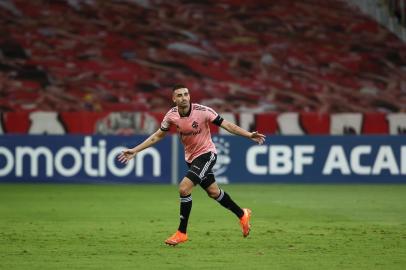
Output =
[{"x1": 117, "y1": 149, "x2": 136, "y2": 164}]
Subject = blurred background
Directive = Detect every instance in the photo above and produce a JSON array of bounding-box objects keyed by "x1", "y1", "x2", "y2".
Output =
[
  {"x1": 0, "y1": 0, "x2": 405, "y2": 113},
  {"x1": 1, "y1": 2, "x2": 406, "y2": 269},
  {"x1": 0, "y1": 0, "x2": 405, "y2": 183}
]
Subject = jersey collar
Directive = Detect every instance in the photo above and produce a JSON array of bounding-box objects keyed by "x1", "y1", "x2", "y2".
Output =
[{"x1": 178, "y1": 102, "x2": 192, "y2": 117}]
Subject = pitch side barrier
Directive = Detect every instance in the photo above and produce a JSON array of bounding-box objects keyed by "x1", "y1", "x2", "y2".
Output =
[{"x1": 0, "y1": 135, "x2": 405, "y2": 183}]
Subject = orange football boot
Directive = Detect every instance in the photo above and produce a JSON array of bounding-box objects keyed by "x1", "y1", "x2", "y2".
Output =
[
  {"x1": 165, "y1": 230, "x2": 188, "y2": 246},
  {"x1": 239, "y1": 208, "x2": 252, "y2": 237}
]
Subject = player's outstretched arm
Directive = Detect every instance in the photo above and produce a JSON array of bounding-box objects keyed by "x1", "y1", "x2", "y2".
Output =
[
  {"x1": 220, "y1": 119, "x2": 266, "y2": 145},
  {"x1": 117, "y1": 129, "x2": 167, "y2": 164}
]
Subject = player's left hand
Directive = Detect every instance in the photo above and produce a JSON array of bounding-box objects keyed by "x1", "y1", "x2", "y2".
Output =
[{"x1": 250, "y1": 131, "x2": 266, "y2": 145}]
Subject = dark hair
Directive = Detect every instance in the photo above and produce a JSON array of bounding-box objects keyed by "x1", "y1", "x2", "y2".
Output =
[{"x1": 172, "y1": 84, "x2": 187, "y2": 91}]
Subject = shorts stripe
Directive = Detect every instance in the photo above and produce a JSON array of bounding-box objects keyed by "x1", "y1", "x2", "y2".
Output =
[{"x1": 199, "y1": 152, "x2": 215, "y2": 179}]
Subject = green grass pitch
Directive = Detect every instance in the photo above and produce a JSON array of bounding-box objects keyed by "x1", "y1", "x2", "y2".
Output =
[{"x1": 0, "y1": 184, "x2": 405, "y2": 270}]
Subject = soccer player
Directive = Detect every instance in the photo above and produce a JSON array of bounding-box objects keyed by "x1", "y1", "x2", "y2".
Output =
[{"x1": 118, "y1": 84, "x2": 266, "y2": 246}]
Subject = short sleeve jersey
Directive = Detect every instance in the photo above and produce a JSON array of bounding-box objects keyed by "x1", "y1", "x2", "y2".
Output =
[{"x1": 160, "y1": 103, "x2": 222, "y2": 163}]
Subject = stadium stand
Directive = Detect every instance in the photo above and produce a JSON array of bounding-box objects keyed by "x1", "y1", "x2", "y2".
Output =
[
  {"x1": 348, "y1": 0, "x2": 406, "y2": 41},
  {"x1": 0, "y1": 0, "x2": 405, "y2": 113}
]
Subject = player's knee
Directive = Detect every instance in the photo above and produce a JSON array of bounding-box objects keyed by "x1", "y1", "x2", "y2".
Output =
[
  {"x1": 178, "y1": 177, "x2": 194, "y2": 196},
  {"x1": 178, "y1": 186, "x2": 190, "y2": 196},
  {"x1": 207, "y1": 188, "x2": 220, "y2": 199}
]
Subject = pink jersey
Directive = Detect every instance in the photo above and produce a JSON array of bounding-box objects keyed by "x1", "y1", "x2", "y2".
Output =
[{"x1": 161, "y1": 103, "x2": 220, "y2": 162}]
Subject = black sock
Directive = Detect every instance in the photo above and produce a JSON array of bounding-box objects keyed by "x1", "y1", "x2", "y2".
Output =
[
  {"x1": 178, "y1": 194, "x2": 192, "y2": 233},
  {"x1": 215, "y1": 189, "x2": 244, "y2": 218}
]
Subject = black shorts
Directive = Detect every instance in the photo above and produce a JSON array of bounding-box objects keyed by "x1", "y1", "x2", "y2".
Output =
[{"x1": 186, "y1": 152, "x2": 217, "y2": 189}]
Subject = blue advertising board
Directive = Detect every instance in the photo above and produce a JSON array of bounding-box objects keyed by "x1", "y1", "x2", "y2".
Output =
[
  {"x1": 178, "y1": 135, "x2": 406, "y2": 183},
  {"x1": 0, "y1": 135, "x2": 172, "y2": 183},
  {"x1": 1, "y1": 135, "x2": 405, "y2": 183}
]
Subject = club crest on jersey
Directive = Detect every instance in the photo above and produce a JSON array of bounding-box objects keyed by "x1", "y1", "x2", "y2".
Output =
[{"x1": 192, "y1": 121, "x2": 199, "y2": 129}]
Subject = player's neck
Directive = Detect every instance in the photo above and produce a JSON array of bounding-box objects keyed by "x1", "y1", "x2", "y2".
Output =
[{"x1": 178, "y1": 103, "x2": 191, "y2": 117}]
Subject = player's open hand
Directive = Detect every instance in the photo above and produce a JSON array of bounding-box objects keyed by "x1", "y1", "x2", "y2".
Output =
[
  {"x1": 117, "y1": 149, "x2": 137, "y2": 164},
  {"x1": 250, "y1": 131, "x2": 266, "y2": 145}
]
